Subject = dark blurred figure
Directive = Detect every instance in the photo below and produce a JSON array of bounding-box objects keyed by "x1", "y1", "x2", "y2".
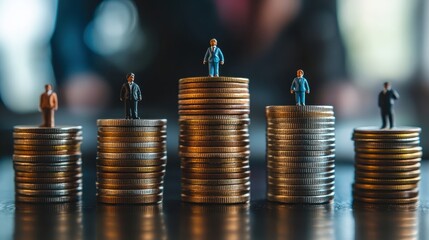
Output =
[{"x1": 378, "y1": 82, "x2": 399, "y2": 129}]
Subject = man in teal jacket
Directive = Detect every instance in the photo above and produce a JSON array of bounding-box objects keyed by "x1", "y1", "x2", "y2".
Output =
[
  {"x1": 203, "y1": 38, "x2": 224, "y2": 77},
  {"x1": 290, "y1": 69, "x2": 310, "y2": 106}
]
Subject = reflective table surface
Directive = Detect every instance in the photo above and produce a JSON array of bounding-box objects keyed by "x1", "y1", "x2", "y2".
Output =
[{"x1": 1, "y1": 158, "x2": 429, "y2": 240}]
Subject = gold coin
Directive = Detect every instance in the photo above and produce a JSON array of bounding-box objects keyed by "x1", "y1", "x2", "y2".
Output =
[
  {"x1": 267, "y1": 193, "x2": 333, "y2": 204},
  {"x1": 268, "y1": 154, "x2": 335, "y2": 163},
  {"x1": 97, "y1": 177, "x2": 163, "y2": 185},
  {"x1": 267, "y1": 139, "x2": 335, "y2": 146},
  {"x1": 181, "y1": 177, "x2": 250, "y2": 185},
  {"x1": 182, "y1": 161, "x2": 249, "y2": 169},
  {"x1": 16, "y1": 188, "x2": 82, "y2": 196},
  {"x1": 180, "y1": 129, "x2": 248, "y2": 136},
  {"x1": 179, "y1": 88, "x2": 248, "y2": 94},
  {"x1": 98, "y1": 152, "x2": 166, "y2": 159},
  {"x1": 180, "y1": 151, "x2": 250, "y2": 158},
  {"x1": 14, "y1": 145, "x2": 81, "y2": 151},
  {"x1": 97, "y1": 188, "x2": 162, "y2": 196},
  {"x1": 180, "y1": 157, "x2": 249, "y2": 164},
  {"x1": 98, "y1": 131, "x2": 166, "y2": 137},
  {"x1": 97, "y1": 165, "x2": 165, "y2": 173},
  {"x1": 354, "y1": 147, "x2": 422, "y2": 154},
  {"x1": 180, "y1": 140, "x2": 249, "y2": 147},
  {"x1": 98, "y1": 136, "x2": 166, "y2": 142},
  {"x1": 268, "y1": 149, "x2": 335, "y2": 157},
  {"x1": 268, "y1": 144, "x2": 335, "y2": 151},
  {"x1": 353, "y1": 196, "x2": 418, "y2": 204},
  {"x1": 353, "y1": 132, "x2": 420, "y2": 139},
  {"x1": 354, "y1": 169, "x2": 420, "y2": 179},
  {"x1": 355, "y1": 163, "x2": 420, "y2": 172},
  {"x1": 267, "y1": 168, "x2": 335, "y2": 176},
  {"x1": 268, "y1": 176, "x2": 335, "y2": 185},
  {"x1": 353, "y1": 183, "x2": 418, "y2": 191},
  {"x1": 179, "y1": 76, "x2": 249, "y2": 84},
  {"x1": 97, "y1": 194, "x2": 162, "y2": 204},
  {"x1": 266, "y1": 105, "x2": 334, "y2": 113},
  {"x1": 13, "y1": 150, "x2": 81, "y2": 156},
  {"x1": 180, "y1": 135, "x2": 249, "y2": 142},
  {"x1": 178, "y1": 93, "x2": 250, "y2": 99},
  {"x1": 97, "y1": 172, "x2": 165, "y2": 179},
  {"x1": 179, "y1": 82, "x2": 248, "y2": 89},
  {"x1": 16, "y1": 194, "x2": 81, "y2": 203},
  {"x1": 352, "y1": 189, "x2": 418, "y2": 199},
  {"x1": 98, "y1": 147, "x2": 166, "y2": 153},
  {"x1": 354, "y1": 141, "x2": 420, "y2": 149},
  {"x1": 181, "y1": 194, "x2": 249, "y2": 204},
  {"x1": 353, "y1": 126, "x2": 421, "y2": 134},
  {"x1": 15, "y1": 171, "x2": 81, "y2": 178},
  {"x1": 355, "y1": 152, "x2": 422, "y2": 160},
  {"x1": 97, "y1": 182, "x2": 163, "y2": 190},
  {"x1": 267, "y1": 133, "x2": 335, "y2": 141},
  {"x1": 13, "y1": 154, "x2": 81, "y2": 163},
  {"x1": 97, "y1": 119, "x2": 167, "y2": 127},
  {"x1": 14, "y1": 139, "x2": 82, "y2": 146},
  {"x1": 13, "y1": 132, "x2": 82, "y2": 140},
  {"x1": 15, "y1": 181, "x2": 82, "y2": 190},
  {"x1": 179, "y1": 118, "x2": 250, "y2": 125},
  {"x1": 266, "y1": 122, "x2": 334, "y2": 129},
  {"x1": 266, "y1": 112, "x2": 334, "y2": 118},
  {"x1": 179, "y1": 104, "x2": 250, "y2": 110},
  {"x1": 181, "y1": 166, "x2": 249, "y2": 173},
  {"x1": 179, "y1": 109, "x2": 250, "y2": 115},
  {"x1": 180, "y1": 124, "x2": 248, "y2": 130},
  {"x1": 98, "y1": 126, "x2": 166, "y2": 132},
  {"x1": 15, "y1": 175, "x2": 82, "y2": 183},
  {"x1": 180, "y1": 146, "x2": 249, "y2": 153},
  {"x1": 268, "y1": 187, "x2": 335, "y2": 197},
  {"x1": 98, "y1": 142, "x2": 165, "y2": 148},
  {"x1": 267, "y1": 182, "x2": 334, "y2": 191},
  {"x1": 97, "y1": 158, "x2": 166, "y2": 167},
  {"x1": 179, "y1": 114, "x2": 250, "y2": 120},
  {"x1": 179, "y1": 98, "x2": 250, "y2": 105},
  {"x1": 182, "y1": 171, "x2": 250, "y2": 179},
  {"x1": 355, "y1": 176, "x2": 420, "y2": 185},
  {"x1": 352, "y1": 137, "x2": 420, "y2": 143},
  {"x1": 355, "y1": 158, "x2": 421, "y2": 166},
  {"x1": 14, "y1": 125, "x2": 82, "y2": 133}
]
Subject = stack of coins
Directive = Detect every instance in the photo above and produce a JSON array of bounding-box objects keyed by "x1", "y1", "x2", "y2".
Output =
[
  {"x1": 352, "y1": 127, "x2": 422, "y2": 205},
  {"x1": 266, "y1": 106, "x2": 335, "y2": 204},
  {"x1": 96, "y1": 119, "x2": 167, "y2": 204},
  {"x1": 13, "y1": 126, "x2": 83, "y2": 203},
  {"x1": 179, "y1": 77, "x2": 250, "y2": 203}
]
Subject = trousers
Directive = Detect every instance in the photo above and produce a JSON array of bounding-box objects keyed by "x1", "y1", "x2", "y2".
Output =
[
  {"x1": 295, "y1": 92, "x2": 306, "y2": 106},
  {"x1": 208, "y1": 62, "x2": 220, "y2": 77},
  {"x1": 125, "y1": 100, "x2": 139, "y2": 119}
]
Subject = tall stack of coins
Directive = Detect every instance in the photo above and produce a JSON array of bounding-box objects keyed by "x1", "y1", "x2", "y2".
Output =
[
  {"x1": 97, "y1": 119, "x2": 167, "y2": 204},
  {"x1": 266, "y1": 106, "x2": 335, "y2": 204},
  {"x1": 179, "y1": 77, "x2": 250, "y2": 203},
  {"x1": 352, "y1": 127, "x2": 422, "y2": 205},
  {"x1": 13, "y1": 126, "x2": 83, "y2": 203}
]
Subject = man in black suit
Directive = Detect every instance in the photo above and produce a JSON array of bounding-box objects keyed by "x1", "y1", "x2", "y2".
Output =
[
  {"x1": 120, "y1": 73, "x2": 142, "y2": 119},
  {"x1": 378, "y1": 82, "x2": 399, "y2": 129}
]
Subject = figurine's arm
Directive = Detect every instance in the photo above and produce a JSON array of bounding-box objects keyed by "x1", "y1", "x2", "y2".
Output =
[
  {"x1": 120, "y1": 84, "x2": 125, "y2": 101},
  {"x1": 378, "y1": 92, "x2": 382, "y2": 107},
  {"x1": 136, "y1": 85, "x2": 142, "y2": 101},
  {"x1": 290, "y1": 79, "x2": 296, "y2": 94},
  {"x1": 52, "y1": 93, "x2": 58, "y2": 110},
  {"x1": 203, "y1": 48, "x2": 210, "y2": 64},
  {"x1": 392, "y1": 90, "x2": 399, "y2": 100},
  {"x1": 305, "y1": 79, "x2": 310, "y2": 93},
  {"x1": 218, "y1": 48, "x2": 224, "y2": 65}
]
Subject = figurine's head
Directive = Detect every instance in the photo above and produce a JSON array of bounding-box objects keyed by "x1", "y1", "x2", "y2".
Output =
[
  {"x1": 384, "y1": 82, "x2": 391, "y2": 90},
  {"x1": 210, "y1": 38, "x2": 217, "y2": 47},
  {"x1": 44, "y1": 84, "x2": 52, "y2": 92},
  {"x1": 297, "y1": 69, "x2": 304, "y2": 78},
  {"x1": 126, "y1": 73, "x2": 135, "y2": 83}
]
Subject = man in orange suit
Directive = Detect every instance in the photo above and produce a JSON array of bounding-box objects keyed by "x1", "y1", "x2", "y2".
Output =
[{"x1": 39, "y1": 84, "x2": 58, "y2": 127}]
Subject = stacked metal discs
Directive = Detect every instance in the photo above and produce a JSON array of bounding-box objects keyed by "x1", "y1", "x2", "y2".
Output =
[
  {"x1": 352, "y1": 127, "x2": 422, "y2": 205},
  {"x1": 266, "y1": 106, "x2": 335, "y2": 204},
  {"x1": 179, "y1": 77, "x2": 250, "y2": 203},
  {"x1": 13, "y1": 126, "x2": 83, "y2": 203},
  {"x1": 96, "y1": 119, "x2": 167, "y2": 204}
]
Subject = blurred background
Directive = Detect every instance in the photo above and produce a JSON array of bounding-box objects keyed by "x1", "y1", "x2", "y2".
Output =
[{"x1": 0, "y1": 0, "x2": 428, "y2": 162}]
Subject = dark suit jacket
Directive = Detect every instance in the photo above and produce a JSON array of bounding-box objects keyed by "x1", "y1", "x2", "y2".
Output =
[
  {"x1": 378, "y1": 89, "x2": 399, "y2": 111},
  {"x1": 120, "y1": 82, "x2": 142, "y2": 101}
]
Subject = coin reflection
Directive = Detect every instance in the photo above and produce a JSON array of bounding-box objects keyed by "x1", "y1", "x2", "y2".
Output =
[
  {"x1": 97, "y1": 204, "x2": 166, "y2": 240},
  {"x1": 354, "y1": 204, "x2": 418, "y2": 240},
  {"x1": 266, "y1": 203, "x2": 334, "y2": 240},
  {"x1": 14, "y1": 202, "x2": 82, "y2": 240},
  {"x1": 180, "y1": 203, "x2": 250, "y2": 240}
]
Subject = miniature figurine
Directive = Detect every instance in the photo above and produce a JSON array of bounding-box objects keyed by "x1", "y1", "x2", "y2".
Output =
[
  {"x1": 290, "y1": 69, "x2": 310, "y2": 106},
  {"x1": 120, "y1": 73, "x2": 142, "y2": 119},
  {"x1": 203, "y1": 38, "x2": 224, "y2": 77},
  {"x1": 39, "y1": 84, "x2": 58, "y2": 127},
  {"x1": 378, "y1": 82, "x2": 399, "y2": 129}
]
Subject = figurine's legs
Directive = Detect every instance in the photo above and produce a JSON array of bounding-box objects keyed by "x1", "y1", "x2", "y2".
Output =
[
  {"x1": 41, "y1": 108, "x2": 54, "y2": 127},
  {"x1": 380, "y1": 111, "x2": 387, "y2": 129},
  {"x1": 208, "y1": 63, "x2": 214, "y2": 77},
  {"x1": 214, "y1": 62, "x2": 219, "y2": 77},
  {"x1": 295, "y1": 93, "x2": 301, "y2": 105},
  {"x1": 300, "y1": 92, "x2": 306, "y2": 106},
  {"x1": 388, "y1": 110, "x2": 394, "y2": 128},
  {"x1": 125, "y1": 100, "x2": 132, "y2": 119},
  {"x1": 131, "y1": 100, "x2": 139, "y2": 119}
]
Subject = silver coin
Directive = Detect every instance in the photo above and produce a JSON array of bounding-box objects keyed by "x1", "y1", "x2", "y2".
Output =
[
  {"x1": 14, "y1": 125, "x2": 82, "y2": 133},
  {"x1": 97, "y1": 119, "x2": 167, "y2": 127},
  {"x1": 98, "y1": 152, "x2": 166, "y2": 160}
]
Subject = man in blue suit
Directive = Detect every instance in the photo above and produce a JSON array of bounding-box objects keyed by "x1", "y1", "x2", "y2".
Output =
[
  {"x1": 203, "y1": 38, "x2": 224, "y2": 77},
  {"x1": 290, "y1": 69, "x2": 310, "y2": 106},
  {"x1": 120, "y1": 73, "x2": 142, "y2": 119},
  {"x1": 378, "y1": 82, "x2": 399, "y2": 129}
]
